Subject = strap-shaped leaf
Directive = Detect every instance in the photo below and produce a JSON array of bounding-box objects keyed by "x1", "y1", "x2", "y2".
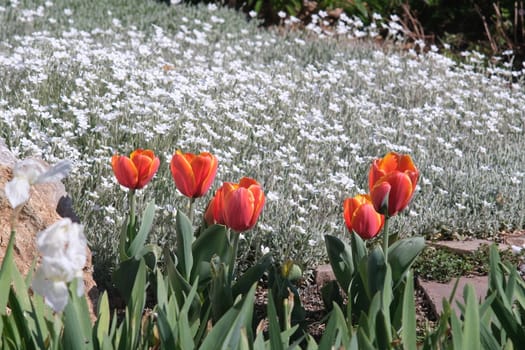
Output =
[
  {"x1": 267, "y1": 290, "x2": 285, "y2": 350},
  {"x1": 62, "y1": 280, "x2": 94, "y2": 350},
  {"x1": 318, "y1": 302, "x2": 351, "y2": 349},
  {"x1": 401, "y1": 270, "x2": 417, "y2": 350},
  {"x1": 388, "y1": 237, "x2": 425, "y2": 285},
  {"x1": 0, "y1": 231, "x2": 15, "y2": 312},
  {"x1": 191, "y1": 224, "x2": 229, "y2": 283},
  {"x1": 232, "y1": 253, "x2": 272, "y2": 298},
  {"x1": 462, "y1": 284, "x2": 481, "y2": 350},
  {"x1": 367, "y1": 247, "x2": 386, "y2": 298},
  {"x1": 200, "y1": 283, "x2": 257, "y2": 350},
  {"x1": 176, "y1": 210, "x2": 194, "y2": 280},
  {"x1": 324, "y1": 235, "x2": 354, "y2": 293},
  {"x1": 129, "y1": 201, "x2": 156, "y2": 258}
]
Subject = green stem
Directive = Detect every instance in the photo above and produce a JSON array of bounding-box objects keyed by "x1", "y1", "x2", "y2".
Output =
[
  {"x1": 188, "y1": 197, "x2": 196, "y2": 225},
  {"x1": 128, "y1": 189, "x2": 136, "y2": 242},
  {"x1": 229, "y1": 231, "x2": 240, "y2": 284},
  {"x1": 382, "y1": 216, "x2": 390, "y2": 264}
]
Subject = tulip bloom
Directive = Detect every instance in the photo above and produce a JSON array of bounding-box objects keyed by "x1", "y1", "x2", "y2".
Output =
[
  {"x1": 206, "y1": 177, "x2": 265, "y2": 232},
  {"x1": 343, "y1": 194, "x2": 384, "y2": 239},
  {"x1": 112, "y1": 149, "x2": 160, "y2": 190},
  {"x1": 368, "y1": 152, "x2": 419, "y2": 217},
  {"x1": 170, "y1": 150, "x2": 218, "y2": 198},
  {"x1": 368, "y1": 152, "x2": 418, "y2": 194}
]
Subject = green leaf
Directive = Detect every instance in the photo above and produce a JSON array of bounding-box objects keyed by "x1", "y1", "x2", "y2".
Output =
[
  {"x1": 209, "y1": 256, "x2": 233, "y2": 322},
  {"x1": 462, "y1": 284, "x2": 481, "y2": 350},
  {"x1": 176, "y1": 210, "x2": 194, "y2": 280},
  {"x1": 128, "y1": 201, "x2": 155, "y2": 258},
  {"x1": 63, "y1": 280, "x2": 94, "y2": 349},
  {"x1": 112, "y1": 257, "x2": 141, "y2": 303},
  {"x1": 351, "y1": 232, "x2": 367, "y2": 272},
  {"x1": 450, "y1": 312, "x2": 463, "y2": 350},
  {"x1": 267, "y1": 290, "x2": 285, "y2": 350},
  {"x1": 200, "y1": 283, "x2": 257, "y2": 350},
  {"x1": 191, "y1": 224, "x2": 229, "y2": 284},
  {"x1": 94, "y1": 291, "x2": 111, "y2": 348},
  {"x1": 375, "y1": 310, "x2": 392, "y2": 350},
  {"x1": 388, "y1": 237, "x2": 425, "y2": 285},
  {"x1": 367, "y1": 247, "x2": 386, "y2": 298},
  {"x1": 7, "y1": 287, "x2": 37, "y2": 349},
  {"x1": 401, "y1": 270, "x2": 417, "y2": 350},
  {"x1": 320, "y1": 280, "x2": 344, "y2": 312},
  {"x1": 0, "y1": 231, "x2": 15, "y2": 312},
  {"x1": 318, "y1": 303, "x2": 350, "y2": 349},
  {"x1": 324, "y1": 235, "x2": 354, "y2": 293},
  {"x1": 232, "y1": 253, "x2": 272, "y2": 298},
  {"x1": 356, "y1": 326, "x2": 375, "y2": 350}
]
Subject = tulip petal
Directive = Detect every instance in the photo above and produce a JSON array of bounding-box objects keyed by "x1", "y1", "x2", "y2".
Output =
[
  {"x1": 352, "y1": 203, "x2": 383, "y2": 239},
  {"x1": 371, "y1": 181, "x2": 391, "y2": 215},
  {"x1": 386, "y1": 172, "x2": 413, "y2": 215},
  {"x1": 112, "y1": 155, "x2": 138, "y2": 189},
  {"x1": 170, "y1": 152, "x2": 196, "y2": 197},
  {"x1": 191, "y1": 153, "x2": 218, "y2": 197},
  {"x1": 204, "y1": 187, "x2": 225, "y2": 225},
  {"x1": 133, "y1": 154, "x2": 159, "y2": 189},
  {"x1": 247, "y1": 184, "x2": 265, "y2": 227},
  {"x1": 223, "y1": 187, "x2": 255, "y2": 232}
]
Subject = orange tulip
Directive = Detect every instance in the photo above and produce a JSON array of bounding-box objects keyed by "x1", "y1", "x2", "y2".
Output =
[
  {"x1": 170, "y1": 150, "x2": 218, "y2": 198},
  {"x1": 368, "y1": 152, "x2": 418, "y2": 194},
  {"x1": 368, "y1": 152, "x2": 419, "y2": 217},
  {"x1": 204, "y1": 186, "x2": 225, "y2": 226},
  {"x1": 206, "y1": 177, "x2": 265, "y2": 232},
  {"x1": 343, "y1": 194, "x2": 384, "y2": 239},
  {"x1": 112, "y1": 149, "x2": 160, "y2": 190}
]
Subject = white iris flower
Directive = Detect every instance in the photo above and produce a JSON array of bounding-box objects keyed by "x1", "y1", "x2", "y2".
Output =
[
  {"x1": 5, "y1": 159, "x2": 72, "y2": 209},
  {"x1": 31, "y1": 218, "x2": 87, "y2": 312}
]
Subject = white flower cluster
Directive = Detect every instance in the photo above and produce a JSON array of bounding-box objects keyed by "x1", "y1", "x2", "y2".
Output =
[{"x1": 32, "y1": 218, "x2": 87, "y2": 312}]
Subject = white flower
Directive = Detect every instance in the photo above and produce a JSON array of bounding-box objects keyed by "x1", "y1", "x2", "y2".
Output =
[
  {"x1": 261, "y1": 245, "x2": 270, "y2": 255},
  {"x1": 32, "y1": 218, "x2": 87, "y2": 312},
  {"x1": 5, "y1": 159, "x2": 72, "y2": 209}
]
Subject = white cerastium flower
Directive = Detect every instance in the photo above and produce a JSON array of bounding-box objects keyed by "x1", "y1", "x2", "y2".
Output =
[
  {"x1": 32, "y1": 218, "x2": 87, "y2": 313},
  {"x1": 5, "y1": 159, "x2": 72, "y2": 209}
]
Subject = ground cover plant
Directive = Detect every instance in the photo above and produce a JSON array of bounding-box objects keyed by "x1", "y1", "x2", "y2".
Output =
[
  {"x1": 1, "y1": 0, "x2": 525, "y2": 304},
  {"x1": 2, "y1": 0, "x2": 525, "y2": 281}
]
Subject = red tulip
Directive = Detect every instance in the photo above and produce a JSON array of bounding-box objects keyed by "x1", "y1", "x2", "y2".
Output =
[
  {"x1": 343, "y1": 194, "x2": 384, "y2": 239},
  {"x1": 369, "y1": 152, "x2": 418, "y2": 194},
  {"x1": 170, "y1": 150, "x2": 218, "y2": 198},
  {"x1": 204, "y1": 186, "x2": 225, "y2": 226},
  {"x1": 112, "y1": 149, "x2": 160, "y2": 190},
  {"x1": 368, "y1": 152, "x2": 419, "y2": 217},
  {"x1": 206, "y1": 177, "x2": 265, "y2": 232}
]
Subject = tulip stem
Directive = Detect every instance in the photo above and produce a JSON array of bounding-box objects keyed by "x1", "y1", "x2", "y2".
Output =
[
  {"x1": 188, "y1": 197, "x2": 196, "y2": 225},
  {"x1": 229, "y1": 231, "x2": 240, "y2": 284},
  {"x1": 128, "y1": 189, "x2": 136, "y2": 242},
  {"x1": 382, "y1": 216, "x2": 390, "y2": 264}
]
